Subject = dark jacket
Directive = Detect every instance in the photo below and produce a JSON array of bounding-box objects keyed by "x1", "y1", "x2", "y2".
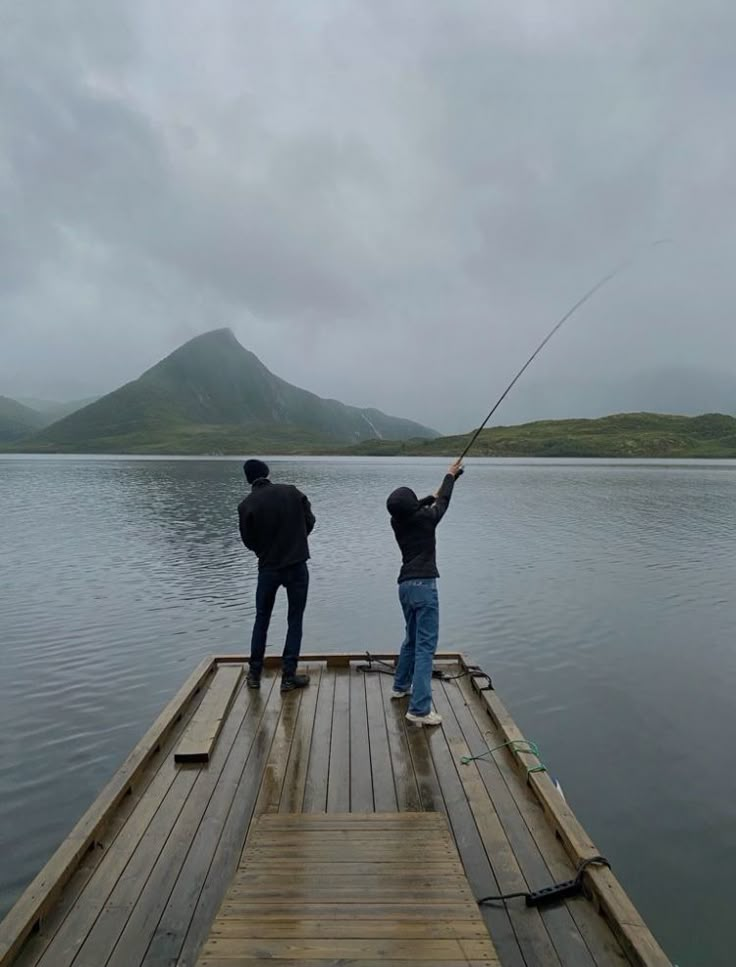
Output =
[
  {"x1": 238, "y1": 480, "x2": 315, "y2": 570},
  {"x1": 387, "y1": 474, "x2": 455, "y2": 583}
]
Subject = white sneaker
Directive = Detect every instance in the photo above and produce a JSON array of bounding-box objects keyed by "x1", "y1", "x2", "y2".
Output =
[
  {"x1": 406, "y1": 710, "x2": 442, "y2": 727},
  {"x1": 391, "y1": 689, "x2": 410, "y2": 699}
]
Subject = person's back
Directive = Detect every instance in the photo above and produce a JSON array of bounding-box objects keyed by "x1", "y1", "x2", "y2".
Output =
[
  {"x1": 238, "y1": 480, "x2": 313, "y2": 570},
  {"x1": 388, "y1": 478, "x2": 453, "y2": 583},
  {"x1": 387, "y1": 460, "x2": 463, "y2": 726},
  {"x1": 238, "y1": 459, "x2": 315, "y2": 693}
]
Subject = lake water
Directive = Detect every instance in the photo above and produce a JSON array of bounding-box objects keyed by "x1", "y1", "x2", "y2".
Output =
[{"x1": 1, "y1": 455, "x2": 735, "y2": 964}]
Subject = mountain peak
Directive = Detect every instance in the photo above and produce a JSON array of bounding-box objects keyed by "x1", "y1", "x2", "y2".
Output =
[
  {"x1": 24, "y1": 330, "x2": 438, "y2": 452},
  {"x1": 181, "y1": 327, "x2": 239, "y2": 350}
]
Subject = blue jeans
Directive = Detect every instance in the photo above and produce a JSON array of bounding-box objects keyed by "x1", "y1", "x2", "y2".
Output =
[
  {"x1": 393, "y1": 578, "x2": 439, "y2": 716},
  {"x1": 249, "y1": 562, "x2": 309, "y2": 678}
]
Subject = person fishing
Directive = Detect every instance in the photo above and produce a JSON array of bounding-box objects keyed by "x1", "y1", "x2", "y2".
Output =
[
  {"x1": 386, "y1": 459, "x2": 464, "y2": 726},
  {"x1": 238, "y1": 459, "x2": 314, "y2": 692}
]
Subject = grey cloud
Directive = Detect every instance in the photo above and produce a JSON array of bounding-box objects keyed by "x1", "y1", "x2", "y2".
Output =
[{"x1": 1, "y1": 0, "x2": 735, "y2": 430}]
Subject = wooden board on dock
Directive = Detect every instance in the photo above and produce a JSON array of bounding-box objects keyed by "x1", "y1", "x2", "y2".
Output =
[
  {"x1": 197, "y1": 812, "x2": 500, "y2": 966},
  {"x1": 175, "y1": 665, "x2": 243, "y2": 764},
  {"x1": 0, "y1": 654, "x2": 670, "y2": 967}
]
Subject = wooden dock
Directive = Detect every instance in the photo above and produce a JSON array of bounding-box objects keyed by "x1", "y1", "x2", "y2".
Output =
[{"x1": 0, "y1": 654, "x2": 671, "y2": 967}]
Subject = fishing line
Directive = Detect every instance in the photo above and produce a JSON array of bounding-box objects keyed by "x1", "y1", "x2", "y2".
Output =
[{"x1": 457, "y1": 240, "x2": 671, "y2": 461}]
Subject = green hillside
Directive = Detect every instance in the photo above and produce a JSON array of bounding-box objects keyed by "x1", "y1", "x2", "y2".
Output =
[
  {"x1": 342, "y1": 412, "x2": 736, "y2": 458},
  {"x1": 18, "y1": 397, "x2": 98, "y2": 422},
  {"x1": 0, "y1": 396, "x2": 46, "y2": 443},
  {"x1": 15, "y1": 329, "x2": 438, "y2": 453}
]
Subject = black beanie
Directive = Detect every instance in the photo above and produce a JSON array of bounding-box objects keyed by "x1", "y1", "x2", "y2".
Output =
[{"x1": 244, "y1": 459, "x2": 270, "y2": 484}]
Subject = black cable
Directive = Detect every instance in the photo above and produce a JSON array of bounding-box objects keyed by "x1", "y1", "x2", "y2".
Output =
[
  {"x1": 356, "y1": 652, "x2": 471, "y2": 681},
  {"x1": 477, "y1": 890, "x2": 529, "y2": 905},
  {"x1": 356, "y1": 653, "x2": 395, "y2": 675}
]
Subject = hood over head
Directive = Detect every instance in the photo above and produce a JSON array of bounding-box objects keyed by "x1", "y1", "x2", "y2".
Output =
[{"x1": 387, "y1": 487, "x2": 435, "y2": 519}]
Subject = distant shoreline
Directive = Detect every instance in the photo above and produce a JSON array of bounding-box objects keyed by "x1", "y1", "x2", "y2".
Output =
[
  {"x1": 4, "y1": 412, "x2": 735, "y2": 459},
  {"x1": 2, "y1": 452, "x2": 736, "y2": 462}
]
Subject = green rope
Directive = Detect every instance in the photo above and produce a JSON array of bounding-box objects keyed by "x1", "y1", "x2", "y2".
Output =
[{"x1": 461, "y1": 738, "x2": 548, "y2": 776}]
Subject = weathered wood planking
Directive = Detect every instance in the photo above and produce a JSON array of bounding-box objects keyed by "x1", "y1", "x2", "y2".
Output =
[
  {"x1": 467, "y1": 672, "x2": 671, "y2": 967},
  {"x1": 0, "y1": 655, "x2": 667, "y2": 967},
  {"x1": 451, "y1": 675, "x2": 630, "y2": 966},
  {"x1": 0, "y1": 656, "x2": 216, "y2": 967},
  {"x1": 175, "y1": 665, "x2": 244, "y2": 764},
  {"x1": 197, "y1": 812, "x2": 500, "y2": 966}
]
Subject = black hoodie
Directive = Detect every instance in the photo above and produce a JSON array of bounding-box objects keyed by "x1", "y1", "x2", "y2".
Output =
[{"x1": 386, "y1": 474, "x2": 455, "y2": 583}]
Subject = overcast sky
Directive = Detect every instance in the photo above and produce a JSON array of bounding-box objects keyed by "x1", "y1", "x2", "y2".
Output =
[{"x1": 2, "y1": 0, "x2": 735, "y2": 432}]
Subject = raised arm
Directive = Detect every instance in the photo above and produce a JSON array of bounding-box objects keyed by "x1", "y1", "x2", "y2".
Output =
[{"x1": 427, "y1": 460, "x2": 463, "y2": 522}]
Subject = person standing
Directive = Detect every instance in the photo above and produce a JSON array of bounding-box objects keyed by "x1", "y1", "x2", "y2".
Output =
[
  {"x1": 386, "y1": 459, "x2": 463, "y2": 725},
  {"x1": 238, "y1": 459, "x2": 314, "y2": 692}
]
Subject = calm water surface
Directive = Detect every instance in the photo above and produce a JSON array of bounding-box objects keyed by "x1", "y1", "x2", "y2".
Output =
[{"x1": 1, "y1": 455, "x2": 735, "y2": 964}]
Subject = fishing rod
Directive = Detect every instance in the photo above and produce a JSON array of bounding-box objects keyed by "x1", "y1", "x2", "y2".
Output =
[{"x1": 457, "y1": 240, "x2": 671, "y2": 461}]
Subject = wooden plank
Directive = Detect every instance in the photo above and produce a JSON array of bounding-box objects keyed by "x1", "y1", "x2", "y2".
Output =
[
  {"x1": 237, "y1": 863, "x2": 464, "y2": 877},
  {"x1": 209, "y1": 919, "x2": 488, "y2": 939},
  {"x1": 244, "y1": 835, "x2": 454, "y2": 848},
  {"x1": 326, "y1": 668, "x2": 350, "y2": 811},
  {"x1": 0, "y1": 656, "x2": 216, "y2": 967},
  {"x1": 349, "y1": 669, "x2": 374, "y2": 811},
  {"x1": 260, "y1": 812, "x2": 439, "y2": 826},
  {"x1": 364, "y1": 673, "x2": 399, "y2": 812},
  {"x1": 233, "y1": 871, "x2": 469, "y2": 886},
  {"x1": 433, "y1": 684, "x2": 570, "y2": 967},
  {"x1": 105, "y1": 676, "x2": 280, "y2": 967},
  {"x1": 278, "y1": 665, "x2": 322, "y2": 813},
  {"x1": 470, "y1": 679, "x2": 671, "y2": 967},
  {"x1": 198, "y1": 813, "x2": 499, "y2": 966},
  {"x1": 231, "y1": 870, "x2": 470, "y2": 889},
  {"x1": 56, "y1": 771, "x2": 200, "y2": 967},
  {"x1": 68, "y1": 675, "x2": 257, "y2": 967},
  {"x1": 258, "y1": 818, "x2": 441, "y2": 829},
  {"x1": 198, "y1": 960, "x2": 498, "y2": 967},
  {"x1": 373, "y1": 674, "x2": 421, "y2": 813},
  {"x1": 250, "y1": 682, "x2": 304, "y2": 816},
  {"x1": 217, "y1": 902, "x2": 482, "y2": 921},
  {"x1": 453, "y1": 676, "x2": 629, "y2": 965},
  {"x1": 301, "y1": 668, "x2": 335, "y2": 813},
  {"x1": 248, "y1": 829, "x2": 453, "y2": 842},
  {"x1": 12, "y1": 679, "x2": 209, "y2": 967},
  {"x1": 199, "y1": 937, "x2": 496, "y2": 958},
  {"x1": 236, "y1": 857, "x2": 463, "y2": 879},
  {"x1": 32, "y1": 759, "x2": 189, "y2": 967},
  {"x1": 420, "y1": 724, "x2": 526, "y2": 967},
  {"x1": 134, "y1": 674, "x2": 282, "y2": 967},
  {"x1": 401, "y1": 716, "x2": 446, "y2": 814},
  {"x1": 241, "y1": 849, "x2": 457, "y2": 863},
  {"x1": 163, "y1": 675, "x2": 288, "y2": 967},
  {"x1": 175, "y1": 665, "x2": 243, "y2": 764},
  {"x1": 226, "y1": 888, "x2": 476, "y2": 904}
]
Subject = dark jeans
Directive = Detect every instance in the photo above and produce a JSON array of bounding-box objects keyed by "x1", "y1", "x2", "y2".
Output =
[{"x1": 249, "y1": 562, "x2": 309, "y2": 677}]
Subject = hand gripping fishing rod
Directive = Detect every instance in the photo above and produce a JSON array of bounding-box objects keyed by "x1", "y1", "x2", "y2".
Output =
[{"x1": 457, "y1": 240, "x2": 671, "y2": 461}]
